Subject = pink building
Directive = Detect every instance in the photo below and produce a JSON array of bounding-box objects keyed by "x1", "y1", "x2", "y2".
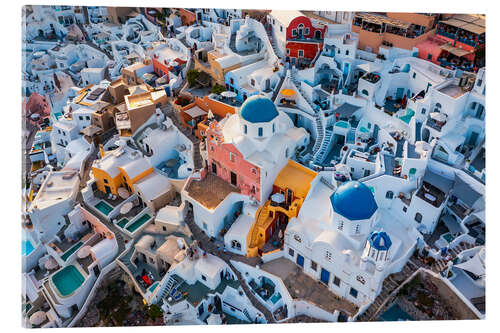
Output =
[{"x1": 206, "y1": 121, "x2": 261, "y2": 202}]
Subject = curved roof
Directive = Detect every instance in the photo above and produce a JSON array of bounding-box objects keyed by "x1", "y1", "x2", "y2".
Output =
[
  {"x1": 330, "y1": 181, "x2": 377, "y2": 221},
  {"x1": 369, "y1": 231, "x2": 392, "y2": 251},
  {"x1": 240, "y1": 95, "x2": 279, "y2": 123}
]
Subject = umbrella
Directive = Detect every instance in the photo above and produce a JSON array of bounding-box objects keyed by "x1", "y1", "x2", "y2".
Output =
[
  {"x1": 271, "y1": 193, "x2": 285, "y2": 204},
  {"x1": 30, "y1": 311, "x2": 47, "y2": 326},
  {"x1": 44, "y1": 257, "x2": 58, "y2": 270},
  {"x1": 221, "y1": 91, "x2": 236, "y2": 98},
  {"x1": 118, "y1": 187, "x2": 130, "y2": 199},
  {"x1": 281, "y1": 89, "x2": 295, "y2": 97},
  {"x1": 77, "y1": 245, "x2": 91, "y2": 259},
  {"x1": 120, "y1": 202, "x2": 133, "y2": 214},
  {"x1": 430, "y1": 112, "x2": 447, "y2": 122}
]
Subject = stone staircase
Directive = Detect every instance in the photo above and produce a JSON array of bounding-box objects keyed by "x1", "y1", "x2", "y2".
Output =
[
  {"x1": 243, "y1": 308, "x2": 253, "y2": 323},
  {"x1": 431, "y1": 241, "x2": 475, "y2": 273},
  {"x1": 182, "y1": 209, "x2": 274, "y2": 323},
  {"x1": 290, "y1": 70, "x2": 316, "y2": 112},
  {"x1": 356, "y1": 260, "x2": 422, "y2": 322},
  {"x1": 271, "y1": 75, "x2": 286, "y2": 103}
]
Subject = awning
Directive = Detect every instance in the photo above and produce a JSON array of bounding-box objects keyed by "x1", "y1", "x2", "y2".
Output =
[
  {"x1": 441, "y1": 214, "x2": 462, "y2": 235},
  {"x1": 461, "y1": 23, "x2": 485, "y2": 35},
  {"x1": 455, "y1": 249, "x2": 485, "y2": 277},
  {"x1": 184, "y1": 106, "x2": 207, "y2": 118},
  {"x1": 355, "y1": 13, "x2": 411, "y2": 29}
]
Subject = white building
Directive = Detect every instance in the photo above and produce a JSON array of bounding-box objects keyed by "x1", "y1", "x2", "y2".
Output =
[{"x1": 285, "y1": 178, "x2": 421, "y2": 306}]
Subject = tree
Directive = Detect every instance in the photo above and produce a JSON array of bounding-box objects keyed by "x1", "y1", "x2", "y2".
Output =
[
  {"x1": 210, "y1": 83, "x2": 225, "y2": 95},
  {"x1": 187, "y1": 69, "x2": 200, "y2": 87},
  {"x1": 148, "y1": 304, "x2": 163, "y2": 321}
]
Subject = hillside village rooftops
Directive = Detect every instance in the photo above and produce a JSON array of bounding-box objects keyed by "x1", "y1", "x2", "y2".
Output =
[
  {"x1": 134, "y1": 171, "x2": 171, "y2": 201},
  {"x1": 31, "y1": 171, "x2": 79, "y2": 210}
]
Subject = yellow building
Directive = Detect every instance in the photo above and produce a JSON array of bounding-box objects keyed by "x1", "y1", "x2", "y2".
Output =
[
  {"x1": 247, "y1": 160, "x2": 317, "y2": 257},
  {"x1": 92, "y1": 146, "x2": 153, "y2": 196}
]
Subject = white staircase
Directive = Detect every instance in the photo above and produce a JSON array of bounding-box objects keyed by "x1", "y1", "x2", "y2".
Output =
[{"x1": 313, "y1": 128, "x2": 333, "y2": 164}]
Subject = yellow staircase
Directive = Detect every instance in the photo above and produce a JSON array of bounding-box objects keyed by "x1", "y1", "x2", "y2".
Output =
[{"x1": 247, "y1": 201, "x2": 272, "y2": 257}]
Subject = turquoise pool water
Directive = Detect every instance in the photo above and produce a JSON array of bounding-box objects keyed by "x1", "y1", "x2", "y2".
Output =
[
  {"x1": 270, "y1": 292, "x2": 282, "y2": 304},
  {"x1": 443, "y1": 233, "x2": 454, "y2": 243},
  {"x1": 399, "y1": 109, "x2": 415, "y2": 124},
  {"x1": 126, "y1": 214, "x2": 151, "y2": 233},
  {"x1": 52, "y1": 265, "x2": 85, "y2": 297},
  {"x1": 61, "y1": 241, "x2": 83, "y2": 261},
  {"x1": 149, "y1": 282, "x2": 159, "y2": 292},
  {"x1": 336, "y1": 121, "x2": 349, "y2": 128},
  {"x1": 117, "y1": 218, "x2": 129, "y2": 228},
  {"x1": 379, "y1": 303, "x2": 413, "y2": 321},
  {"x1": 359, "y1": 126, "x2": 369, "y2": 133},
  {"x1": 95, "y1": 201, "x2": 113, "y2": 216},
  {"x1": 22, "y1": 239, "x2": 35, "y2": 256}
]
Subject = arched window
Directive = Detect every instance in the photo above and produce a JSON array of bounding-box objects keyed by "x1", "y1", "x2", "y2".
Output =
[
  {"x1": 386, "y1": 191, "x2": 394, "y2": 199},
  {"x1": 244, "y1": 124, "x2": 247, "y2": 134},
  {"x1": 315, "y1": 30, "x2": 322, "y2": 39},
  {"x1": 285, "y1": 147, "x2": 289, "y2": 158},
  {"x1": 362, "y1": 89, "x2": 369, "y2": 96},
  {"x1": 272, "y1": 123, "x2": 275, "y2": 133},
  {"x1": 338, "y1": 220, "x2": 344, "y2": 231}
]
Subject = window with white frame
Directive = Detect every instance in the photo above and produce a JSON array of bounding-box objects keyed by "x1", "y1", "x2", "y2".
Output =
[
  {"x1": 338, "y1": 220, "x2": 344, "y2": 231},
  {"x1": 298, "y1": 49, "x2": 304, "y2": 57},
  {"x1": 325, "y1": 250, "x2": 333, "y2": 262}
]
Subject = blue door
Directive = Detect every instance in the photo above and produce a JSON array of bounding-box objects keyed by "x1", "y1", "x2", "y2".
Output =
[
  {"x1": 296, "y1": 254, "x2": 304, "y2": 267},
  {"x1": 343, "y1": 62, "x2": 350, "y2": 84},
  {"x1": 320, "y1": 268, "x2": 330, "y2": 284}
]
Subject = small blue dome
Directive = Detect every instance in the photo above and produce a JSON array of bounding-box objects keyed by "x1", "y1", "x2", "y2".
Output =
[
  {"x1": 330, "y1": 181, "x2": 378, "y2": 221},
  {"x1": 369, "y1": 231, "x2": 392, "y2": 251},
  {"x1": 240, "y1": 95, "x2": 279, "y2": 123}
]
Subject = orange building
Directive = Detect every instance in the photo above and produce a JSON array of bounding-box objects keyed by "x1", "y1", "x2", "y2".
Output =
[
  {"x1": 179, "y1": 95, "x2": 236, "y2": 139},
  {"x1": 246, "y1": 160, "x2": 317, "y2": 257},
  {"x1": 352, "y1": 12, "x2": 439, "y2": 53}
]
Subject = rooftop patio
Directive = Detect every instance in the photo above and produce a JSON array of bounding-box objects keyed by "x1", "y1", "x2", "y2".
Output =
[
  {"x1": 185, "y1": 173, "x2": 240, "y2": 209},
  {"x1": 261, "y1": 257, "x2": 358, "y2": 316}
]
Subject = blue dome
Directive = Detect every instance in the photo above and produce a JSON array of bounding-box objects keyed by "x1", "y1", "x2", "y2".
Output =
[
  {"x1": 330, "y1": 181, "x2": 378, "y2": 221},
  {"x1": 240, "y1": 95, "x2": 279, "y2": 123},
  {"x1": 369, "y1": 232, "x2": 392, "y2": 251}
]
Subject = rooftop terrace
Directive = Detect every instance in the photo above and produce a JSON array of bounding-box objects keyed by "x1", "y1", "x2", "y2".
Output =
[{"x1": 185, "y1": 173, "x2": 240, "y2": 209}]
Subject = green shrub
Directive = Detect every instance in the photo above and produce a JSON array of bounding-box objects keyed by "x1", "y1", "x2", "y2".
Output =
[
  {"x1": 187, "y1": 69, "x2": 200, "y2": 87},
  {"x1": 211, "y1": 84, "x2": 225, "y2": 95}
]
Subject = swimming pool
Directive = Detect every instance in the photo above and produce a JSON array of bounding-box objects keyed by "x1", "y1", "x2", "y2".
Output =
[
  {"x1": 399, "y1": 109, "x2": 415, "y2": 124},
  {"x1": 61, "y1": 241, "x2": 83, "y2": 261},
  {"x1": 95, "y1": 201, "x2": 113, "y2": 216},
  {"x1": 22, "y1": 239, "x2": 35, "y2": 256},
  {"x1": 126, "y1": 214, "x2": 151, "y2": 233},
  {"x1": 336, "y1": 121, "x2": 349, "y2": 128},
  {"x1": 443, "y1": 233, "x2": 454, "y2": 243},
  {"x1": 378, "y1": 303, "x2": 414, "y2": 321},
  {"x1": 149, "y1": 282, "x2": 159, "y2": 292},
  {"x1": 359, "y1": 126, "x2": 369, "y2": 133},
  {"x1": 117, "y1": 218, "x2": 129, "y2": 228},
  {"x1": 52, "y1": 265, "x2": 85, "y2": 297}
]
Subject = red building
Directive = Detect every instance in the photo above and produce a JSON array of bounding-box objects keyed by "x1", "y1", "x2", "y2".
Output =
[
  {"x1": 24, "y1": 93, "x2": 52, "y2": 127},
  {"x1": 285, "y1": 15, "x2": 327, "y2": 67}
]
